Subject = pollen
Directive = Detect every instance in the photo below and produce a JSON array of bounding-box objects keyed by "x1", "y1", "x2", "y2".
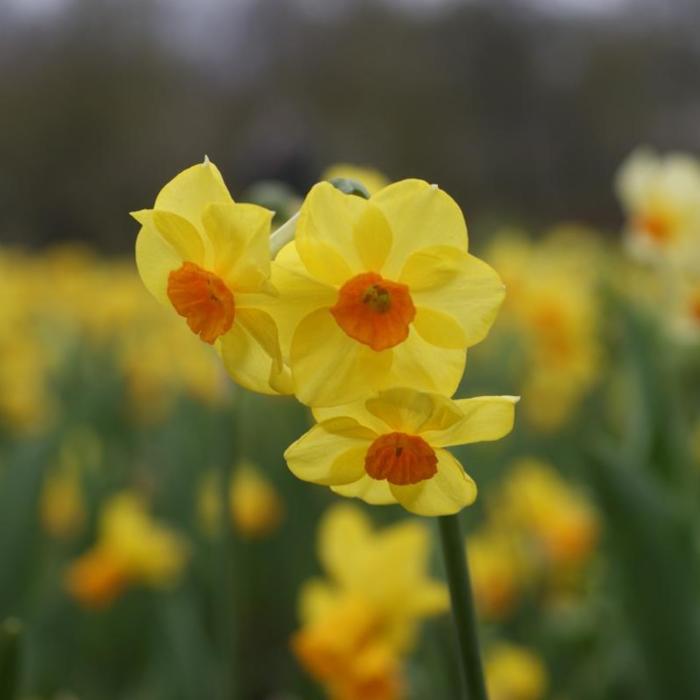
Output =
[
  {"x1": 330, "y1": 272, "x2": 416, "y2": 351},
  {"x1": 364, "y1": 432, "x2": 438, "y2": 486},
  {"x1": 167, "y1": 262, "x2": 235, "y2": 344}
]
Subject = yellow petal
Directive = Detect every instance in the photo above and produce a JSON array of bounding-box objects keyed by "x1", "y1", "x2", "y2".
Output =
[
  {"x1": 219, "y1": 308, "x2": 288, "y2": 395},
  {"x1": 405, "y1": 247, "x2": 505, "y2": 348},
  {"x1": 331, "y1": 474, "x2": 397, "y2": 505},
  {"x1": 150, "y1": 210, "x2": 206, "y2": 263},
  {"x1": 372, "y1": 179, "x2": 468, "y2": 278},
  {"x1": 154, "y1": 160, "x2": 233, "y2": 230},
  {"x1": 269, "y1": 244, "x2": 337, "y2": 352},
  {"x1": 295, "y1": 182, "x2": 366, "y2": 284},
  {"x1": 390, "y1": 449, "x2": 476, "y2": 516},
  {"x1": 134, "y1": 221, "x2": 182, "y2": 305},
  {"x1": 321, "y1": 416, "x2": 378, "y2": 441},
  {"x1": 382, "y1": 328, "x2": 466, "y2": 398},
  {"x1": 397, "y1": 245, "x2": 464, "y2": 290},
  {"x1": 318, "y1": 504, "x2": 372, "y2": 586},
  {"x1": 298, "y1": 578, "x2": 339, "y2": 622},
  {"x1": 290, "y1": 309, "x2": 393, "y2": 406},
  {"x1": 202, "y1": 202, "x2": 273, "y2": 290},
  {"x1": 284, "y1": 421, "x2": 372, "y2": 485},
  {"x1": 403, "y1": 582, "x2": 449, "y2": 616},
  {"x1": 413, "y1": 307, "x2": 468, "y2": 349},
  {"x1": 353, "y1": 203, "x2": 393, "y2": 271},
  {"x1": 311, "y1": 401, "x2": 390, "y2": 436},
  {"x1": 365, "y1": 388, "x2": 463, "y2": 434},
  {"x1": 429, "y1": 396, "x2": 519, "y2": 447}
]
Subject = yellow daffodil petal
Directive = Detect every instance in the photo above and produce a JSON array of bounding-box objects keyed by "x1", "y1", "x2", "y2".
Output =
[
  {"x1": 404, "y1": 247, "x2": 505, "y2": 348},
  {"x1": 311, "y1": 402, "x2": 389, "y2": 435},
  {"x1": 390, "y1": 449, "x2": 476, "y2": 516},
  {"x1": 372, "y1": 179, "x2": 468, "y2": 278},
  {"x1": 270, "y1": 243, "x2": 337, "y2": 351},
  {"x1": 353, "y1": 203, "x2": 393, "y2": 271},
  {"x1": 364, "y1": 388, "x2": 463, "y2": 434},
  {"x1": 318, "y1": 504, "x2": 372, "y2": 586},
  {"x1": 397, "y1": 245, "x2": 463, "y2": 290},
  {"x1": 134, "y1": 220, "x2": 182, "y2": 305},
  {"x1": 429, "y1": 396, "x2": 519, "y2": 447},
  {"x1": 298, "y1": 578, "x2": 338, "y2": 622},
  {"x1": 383, "y1": 328, "x2": 465, "y2": 398},
  {"x1": 295, "y1": 182, "x2": 366, "y2": 284},
  {"x1": 331, "y1": 475, "x2": 397, "y2": 505},
  {"x1": 151, "y1": 210, "x2": 206, "y2": 263},
  {"x1": 284, "y1": 420, "x2": 374, "y2": 485},
  {"x1": 413, "y1": 307, "x2": 468, "y2": 349},
  {"x1": 404, "y1": 582, "x2": 450, "y2": 617},
  {"x1": 201, "y1": 202, "x2": 273, "y2": 289},
  {"x1": 290, "y1": 309, "x2": 393, "y2": 406},
  {"x1": 219, "y1": 308, "x2": 288, "y2": 395},
  {"x1": 154, "y1": 160, "x2": 233, "y2": 231}
]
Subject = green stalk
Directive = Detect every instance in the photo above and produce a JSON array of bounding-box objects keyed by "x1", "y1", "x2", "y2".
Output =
[{"x1": 438, "y1": 514, "x2": 488, "y2": 700}]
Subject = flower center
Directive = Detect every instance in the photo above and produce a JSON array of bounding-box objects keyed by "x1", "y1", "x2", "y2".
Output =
[
  {"x1": 330, "y1": 272, "x2": 416, "y2": 351},
  {"x1": 167, "y1": 262, "x2": 235, "y2": 344},
  {"x1": 365, "y1": 432, "x2": 438, "y2": 486},
  {"x1": 636, "y1": 211, "x2": 674, "y2": 244}
]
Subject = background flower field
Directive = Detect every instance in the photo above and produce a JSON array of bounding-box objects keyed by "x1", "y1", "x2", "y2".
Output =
[{"x1": 1, "y1": 1, "x2": 700, "y2": 699}]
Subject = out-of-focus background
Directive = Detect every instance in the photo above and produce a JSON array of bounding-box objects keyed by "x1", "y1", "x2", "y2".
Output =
[
  {"x1": 3, "y1": 0, "x2": 700, "y2": 250},
  {"x1": 2, "y1": 1, "x2": 700, "y2": 699}
]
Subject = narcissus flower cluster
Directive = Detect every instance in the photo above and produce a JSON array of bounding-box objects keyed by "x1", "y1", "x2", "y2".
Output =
[{"x1": 134, "y1": 161, "x2": 516, "y2": 516}]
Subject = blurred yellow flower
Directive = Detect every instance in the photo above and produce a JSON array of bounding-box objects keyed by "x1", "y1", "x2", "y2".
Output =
[
  {"x1": 484, "y1": 230, "x2": 602, "y2": 431},
  {"x1": 485, "y1": 643, "x2": 548, "y2": 700},
  {"x1": 65, "y1": 492, "x2": 188, "y2": 608},
  {"x1": 197, "y1": 462, "x2": 284, "y2": 539},
  {"x1": 285, "y1": 388, "x2": 517, "y2": 515},
  {"x1": 293, "y1": 596, "x2": 403, "y2": 700},
  {"x1": 616, "y1": 148, "x2": 700, "y2": 268},
  {"x1": 230, "y1": 462, "x2": 284, "y2": 538},
  {"x1": 468, "y1": 529, "x2": 527, "y2": 621},
  {"x1": 270, "y1": 179, "x2": 504, "y2": 406},
  {"x1": 322, "y1": 163, "x2": 390, "y2": 196},
  {"x1": 292, "y1": 504, "x2": 447, "y2": 698},
  {"x1": 132, "y1": 160, "x2": 292, "y2": 395},
  {"x1": 40, "y1": 466, "x2": 86, "y2": 540},
  {"x1": 497, "y1": 459, "x2": 599, "y2": 571}
]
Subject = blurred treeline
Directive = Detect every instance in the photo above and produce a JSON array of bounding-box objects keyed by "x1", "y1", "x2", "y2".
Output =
[{"x1": 1, "y1": 0, "x2": 700, "y2": 252}]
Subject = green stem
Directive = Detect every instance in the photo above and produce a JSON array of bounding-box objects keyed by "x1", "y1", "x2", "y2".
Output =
[
  {"x1": 269, "y1": 212, "x2": 299, "y2": 258},
  {"x1": 438, "y1": 514, "x2": 488, "y2": 700}
]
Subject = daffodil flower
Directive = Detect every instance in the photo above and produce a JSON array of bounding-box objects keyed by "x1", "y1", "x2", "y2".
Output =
[
  {"x1": 132, "y1": 160, "x2": 291, "y2": 395},
  {"x1": 285, "y1": 388, "x2": 518, "y2": 516},
  {"x1": 616, "y1": 148, "x2": 700, "y2": 267},
  {"x1": 270, "y1": 180, "x2": 505, "y2": 406},
  {"x1": 65, "y1": 492, "x2": 188, "y2": 608},
  {"x1": 295, "y1": 504, "x2": 448, "y2": 660}
]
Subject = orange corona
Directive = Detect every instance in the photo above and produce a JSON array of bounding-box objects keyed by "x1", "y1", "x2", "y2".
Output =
[
  {"x1": 365, "y1": 432, "x2": 438, "y2": 486},
  {"x1": 330, "y1": 272, "x2": 416, "y2": 351},
  {"x1": 167, "y1": 262, "x2": 235, "y2": 344}
]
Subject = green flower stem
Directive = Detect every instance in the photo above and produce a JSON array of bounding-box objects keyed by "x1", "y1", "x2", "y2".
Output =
[
  {"x1": 269, "y1": 212, "x2": 299, "y2": 258},
  {"x1": 438, "y1": 513, "x2": 489, "y2": 700}
]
